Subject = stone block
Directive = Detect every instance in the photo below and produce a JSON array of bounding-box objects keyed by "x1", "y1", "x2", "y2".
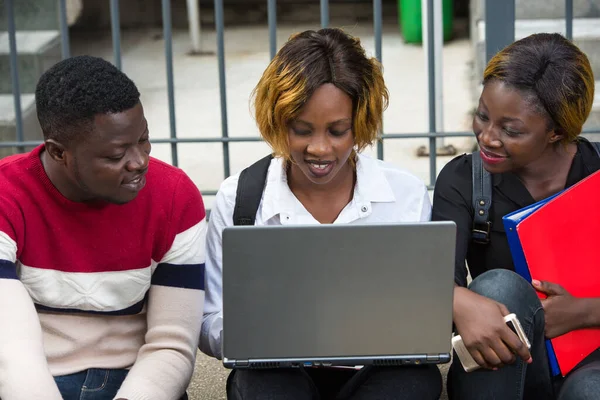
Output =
[
  {"x1": 472, "y1": 0, "x2": 600, "y2": 21},
  {"x1": 0, "y1": 31, "x2": 61, "y2": 94}
]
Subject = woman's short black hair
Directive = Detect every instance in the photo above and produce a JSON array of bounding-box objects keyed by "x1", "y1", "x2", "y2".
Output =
[
  {"x1": 35, "y1": 55, "x2": 140, "y2": 145},
  {"x1": 483, "y1": 33, "x2": 595, "y2": 143}
]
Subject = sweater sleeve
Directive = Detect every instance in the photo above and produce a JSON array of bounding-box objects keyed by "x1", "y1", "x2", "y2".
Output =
[
  {"x1": 116, "y1": 174, "x2": 206, "y2": 400},
  {"x1": 0, "y1": 204, "x2": 62, "y2": 399}
]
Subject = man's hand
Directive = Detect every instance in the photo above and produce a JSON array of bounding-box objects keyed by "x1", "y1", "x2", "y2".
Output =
[
  {"x1": 533, "y1": 280, "x2": 584, "y2": 339},
  {"x1": 453, "y1": 287, "x2": 532, "y2": 370}
]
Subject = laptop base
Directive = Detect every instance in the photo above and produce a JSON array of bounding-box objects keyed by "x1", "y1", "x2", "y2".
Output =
[{"x1": 224, "y1": 354, "x2": 451, "y2": 369}]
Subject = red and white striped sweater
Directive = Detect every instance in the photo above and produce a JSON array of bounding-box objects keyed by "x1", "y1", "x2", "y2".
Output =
[{"x1": 0, "y1": 145, "x2": 206, "y2": 400}]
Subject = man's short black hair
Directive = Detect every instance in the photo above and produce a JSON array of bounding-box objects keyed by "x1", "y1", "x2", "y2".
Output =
[{"x1": 35, "y1": 55, "x2": 140, "y2": 145}]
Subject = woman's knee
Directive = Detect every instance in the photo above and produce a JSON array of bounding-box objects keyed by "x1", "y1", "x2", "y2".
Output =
[
  {"x1": 412, "y1": 365, "x2": 442, "y2": 397},
  {"x1": 401, "y1": 365, "x2": 442, "y2": 399},
  {"x1": 227, "y1": 368, "x2": 316, "y2": 400},
  {"x1": 558, "y1": 363, "x2": 600, "y2": 400},
  {"x1": 469, "y1": 269, "x2": 541, "y2": 312},
  {"x1": 356, "y1": 365, "x2": 442, "y2": 399}
]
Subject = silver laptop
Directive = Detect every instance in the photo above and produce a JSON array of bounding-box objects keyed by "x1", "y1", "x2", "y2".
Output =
[{"x1": 222, "y1": 222, "x2": 456, "y2": 369}]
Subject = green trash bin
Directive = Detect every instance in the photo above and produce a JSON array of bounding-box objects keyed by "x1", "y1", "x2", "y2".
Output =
[{"x1": 399, "y1": 0, "x2": 453, "y2": 44}]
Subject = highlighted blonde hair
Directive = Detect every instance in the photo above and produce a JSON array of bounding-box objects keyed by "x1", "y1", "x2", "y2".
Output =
[
  {"x1": 484, "y1": 33, "x2": 595, "y2": 144},
  {"x1": 252, "y1": 28, "x2": 389, "y2": 160}
]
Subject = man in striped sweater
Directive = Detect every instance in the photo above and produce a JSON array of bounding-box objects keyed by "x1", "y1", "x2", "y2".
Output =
[{"x1": 0, "y1": 56, "x2": 206, "y2": 400}]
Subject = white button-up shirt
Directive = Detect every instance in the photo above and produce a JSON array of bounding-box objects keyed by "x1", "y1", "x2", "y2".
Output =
[{"x1": 200, "y1": 153, "x2": 431, "y2": 359}]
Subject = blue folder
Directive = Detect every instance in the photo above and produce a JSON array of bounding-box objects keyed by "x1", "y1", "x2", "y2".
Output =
[{"x1": 503, "y1": 193, "x2": 562, "y2": 377}]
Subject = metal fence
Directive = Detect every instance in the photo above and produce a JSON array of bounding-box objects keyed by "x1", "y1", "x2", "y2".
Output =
[{"x1": 2, "y1": 0, "x2": 596, "y2": 194}]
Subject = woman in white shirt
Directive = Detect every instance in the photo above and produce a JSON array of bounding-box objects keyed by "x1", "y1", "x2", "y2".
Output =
[{"x1": 200, "y1": 28, "x2": 440, "y2": 400}]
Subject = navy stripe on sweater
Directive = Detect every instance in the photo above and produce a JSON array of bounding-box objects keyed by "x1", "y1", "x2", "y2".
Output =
[
  {"x1": 152, "y1": 263, "x2": 205, "y2": 290},
  {"x1": 0, "y1": 260, "x2": 17, "y2": 279}
]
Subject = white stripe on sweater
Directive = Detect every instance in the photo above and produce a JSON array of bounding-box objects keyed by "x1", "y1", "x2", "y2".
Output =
[
  {"x1": 17, "y1": 220, "x2": 207, "y2": 312},
  {"x1": 160, "y1": 219, "x2": 207, "y2": 265},
  {"x1": 19, "y1": 263, "x2": 154, "y2": 312},
  {"x1": 0, "y1": 231, "x2": 17, "y2": 263}
]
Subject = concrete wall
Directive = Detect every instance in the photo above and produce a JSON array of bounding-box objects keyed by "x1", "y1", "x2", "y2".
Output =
[{"x1": 0, "y1": 0, "x2": 82, "y2": 30}]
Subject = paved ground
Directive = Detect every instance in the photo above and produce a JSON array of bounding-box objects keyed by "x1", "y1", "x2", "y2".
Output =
[
  {"x1": 187, "y1": 352, "x2": 228, "y2": 400},
  {"x1": 72, "y1": 20, "x2": 468, "y2": 400}
]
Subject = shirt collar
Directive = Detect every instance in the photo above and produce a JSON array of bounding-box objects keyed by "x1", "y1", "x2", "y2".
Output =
[{"x1": 259, "y1": 154, "x2": 396, "y2": 222}]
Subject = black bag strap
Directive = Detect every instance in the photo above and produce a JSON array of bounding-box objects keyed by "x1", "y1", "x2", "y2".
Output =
[
  {"x1": 471, "y1": 141, "x2": 600, "y2": 244},
  {"x1": 471, "y1": 151, "x2": 492, "y2": 244},
  {"x1": 233, "y1": 155, "x2": 273, "y2": 226}
]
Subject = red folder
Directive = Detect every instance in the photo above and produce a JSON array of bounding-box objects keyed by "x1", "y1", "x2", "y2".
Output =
[{"x1": 514, "y1": 169, "x2": 600, "y2": 375}]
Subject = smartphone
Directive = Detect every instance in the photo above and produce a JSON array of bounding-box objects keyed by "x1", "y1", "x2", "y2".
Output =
[{"x1": 452, "y1": 313, "x2": 531, "y2": 372}]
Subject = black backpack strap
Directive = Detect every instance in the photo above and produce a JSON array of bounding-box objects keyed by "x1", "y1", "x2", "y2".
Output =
[
  {"x1": 233, "y1": 155, "x2": 273, "y2": 226},
  {"x1": 471, "y1": 152, "x2": 493, "y2": 244}
]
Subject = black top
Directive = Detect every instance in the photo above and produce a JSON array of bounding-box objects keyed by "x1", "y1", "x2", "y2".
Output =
[{"x1": 432, "y1": 138, "x2": 600, "y2": 287}]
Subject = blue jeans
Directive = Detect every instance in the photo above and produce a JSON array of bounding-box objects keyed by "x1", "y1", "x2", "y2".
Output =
[
  {"x1": 449, "y1": 269, "x2": 600, "y2": 400},
  {"x1": 54, "y1": 368, "x2": 188, "y2": 400},
  {"x1": 227, "y1": 364, "x2": 442, "y2": 400}
]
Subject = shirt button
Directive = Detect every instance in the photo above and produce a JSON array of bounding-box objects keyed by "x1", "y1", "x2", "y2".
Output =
[{"x1": 361, "y1": 206, "x2": 368, "y2": 213}]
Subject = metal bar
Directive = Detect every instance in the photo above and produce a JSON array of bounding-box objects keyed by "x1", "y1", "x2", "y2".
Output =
[
  {"x1": 154, "y1": 137, "x2": 261, "y2": 143},
  {"x1": 0, "y1": 132, "x2": 476, "y2": 148},
  {"x1": 423, "y1": 0, "x2": 437, "y2": 186},
  {"x1": 6, "y1": 129, "x2": 600, "y2": 149},
  {"x1": 268, "y1": 0, "x2": 277, "y2": 59},
  {"x1": 5, "y1": 0, "x2": 24, "y2": 153},
  {"x1": 162, "y1": 0, "x2": 179, "y2": 167},
  {"x1": 186, "y1": 0, "x2": 202, "y2": 53},
  {"x1": 433, "y1": 0, "x2": 444, "y2": 150},
  {"x1": 373, "y1": 0, "x2": 382, "y2": 62},
  {"x1": 109, "y1": 0, "x2": 122, "y2": 70},
  {"x1": 4, "y1": 128, "x2": 600, "y2": 147},
  {"x1": 58, "y1": 0, "x2": 71, "y2": 59},
  {"x1": 0, "y1": 141, "x2": 45, "y2": 147},
  {"x1": 373, "y1": 0, "x2": 384, "y2": 160},
  {"x1": 215, "y1": 0, "x2": 230, "y2": 177},
  {"x1": 381, "y1": 131, "x2": 474, "y2": 139},
  {"x1": 320, "y1": 0, "x2": 329, "y2": 28},
  {"x1": 485, "y1": 0, "x2": 515, "y2": 63},
  {"x1": 565, "y1": 0, "x2": 573, "y2": 41}
]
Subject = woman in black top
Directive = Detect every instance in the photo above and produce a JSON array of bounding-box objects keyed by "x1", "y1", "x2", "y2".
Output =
[{"x1": 433, "y1": 33, "x2": 600, "y2": 399}]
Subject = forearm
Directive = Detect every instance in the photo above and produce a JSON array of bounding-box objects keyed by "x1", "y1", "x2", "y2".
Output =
[
  {"x1": 200, "y1": 311, "x2": 223, "y2": 359},
  {"x1": 201, "y1": 240, "x2": 224, "y2": 360},
  {"x1": 578, "y1": 297, "x2": 600, "y2": 329},
  {"x1": 0, "y1": 280, "x2": 61, "y2": 399},
  {"x1": 116, "y1": 285, "x2": 203, "y2": 400},
  {"x1": 201, "y1": 192, "x2": 228, "y2": 360},
  {"x1": 453, "y1": 285, "x2": 470, "y2": 319}
]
